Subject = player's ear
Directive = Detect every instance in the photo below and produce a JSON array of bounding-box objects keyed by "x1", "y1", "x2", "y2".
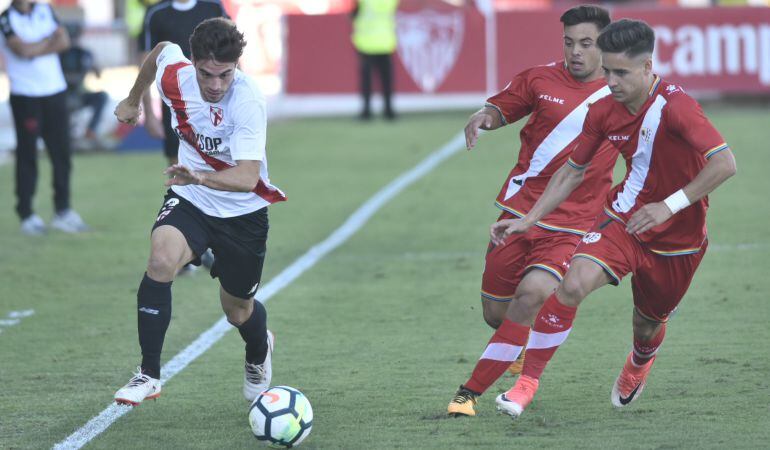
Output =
[{"x1": 643, "y1": 55, "x2": 653, "y2": 75}]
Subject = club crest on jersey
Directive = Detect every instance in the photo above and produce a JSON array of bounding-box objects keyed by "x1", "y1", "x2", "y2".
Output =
[
  {"x1": 640, "y1": 127, "x2": 652, "y2": 144},
  {"x1": 582, "y1": 232, "x2": 602, "y2": 244},
  {"x1": 210, "y1": 106, "x2": 224, "y2": 127}
]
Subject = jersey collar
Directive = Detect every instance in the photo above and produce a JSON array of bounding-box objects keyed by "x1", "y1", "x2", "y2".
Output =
[{"x1": 172, "y1": 0, "x2": 197, "y2": 11}]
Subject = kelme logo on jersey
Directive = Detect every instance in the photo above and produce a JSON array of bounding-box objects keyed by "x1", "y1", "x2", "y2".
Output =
[
  {"x1": 210, "y1": 106, "x2": 224, "y2": 127},
  {"x1": 582, "y1": 232, "x2": 602, "y2": 244}
]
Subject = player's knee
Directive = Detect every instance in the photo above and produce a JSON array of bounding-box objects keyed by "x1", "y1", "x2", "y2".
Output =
[
  {"x1": 632, "y1": 310, "x2": 663, "y2": 340},
  {"x1": 514, "y1": 292, "x2": 547, "y2": 321},
  {"x1": 146, "y1": 251, "x2": 180, "y2": 281},
  {"x1": 481, "y1": 299, "x2": 506, "y2": 329},
  {"x1": 556, "y1": 274, "x2": 589, "y2": 307}
]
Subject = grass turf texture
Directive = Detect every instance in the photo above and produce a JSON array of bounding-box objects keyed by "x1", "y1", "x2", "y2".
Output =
[{"x1": 0, "y1": 108, "x2": 768, "y2": 449}]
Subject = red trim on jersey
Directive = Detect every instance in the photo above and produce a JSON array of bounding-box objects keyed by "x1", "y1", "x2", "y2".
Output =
[{"x1": 160, "y1": 62, "x2": 286, "y2": 203}]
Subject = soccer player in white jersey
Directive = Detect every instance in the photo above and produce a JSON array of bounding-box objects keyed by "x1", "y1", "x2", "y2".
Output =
[{"x1": 113, "y1": 18, "x2": 286, "y2": 405}]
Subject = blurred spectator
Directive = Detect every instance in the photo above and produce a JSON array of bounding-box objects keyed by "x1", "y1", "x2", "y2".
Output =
[
  {"x1": 139, "y1": 0, "x2": 228, "y2": 166},
  {"x1": 0, "y1": 0, "x2": 90, "y2": 235},
  {"x1": 352, "y1": 0, "x2": 399, "y2": 120},
  {"x1": 59, "y1": 23, "x2": 109, "y2": 151}
]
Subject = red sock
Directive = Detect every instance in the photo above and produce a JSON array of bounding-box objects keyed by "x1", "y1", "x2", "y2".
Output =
[
  {"x1": 632, "y1": 322, "x2": 666, "y2": 366},
  {"x1": 464, "y1": 319, "x2": 529, "y2": 394},
  {"x1": 521, "y1": 293, "x2": 577, "y2": 380}
]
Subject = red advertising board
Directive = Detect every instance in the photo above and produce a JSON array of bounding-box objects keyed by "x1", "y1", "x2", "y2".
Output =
[{"x1": 285, "y1": 6, "x2": 770, "y2": 95}]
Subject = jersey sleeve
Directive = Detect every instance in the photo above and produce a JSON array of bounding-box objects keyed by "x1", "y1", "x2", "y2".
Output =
[
  {"x1": 156, "y1": 43, "x2": 187, "y2": 76},
  {"x1": 155, "y1": 44, "x2": 189, "y2": 105},
  {"x1": 485, "y1": 69, "x2": 535, "y2": 125},
  {"x1": 0, "y1": 10, "x2": 15, "y2": 38},
  {"x1": 567, "y1": 103, "x2": 606, "y2": 169},
  {"x1": 230, "y1": 93, "x2": 267, "y2": 161},
  {"x1": 666, "y1": 94, "x2": 729, "y2": 160}
]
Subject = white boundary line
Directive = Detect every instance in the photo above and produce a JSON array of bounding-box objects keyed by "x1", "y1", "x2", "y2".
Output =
[{"x1": 52, "y1": 132, "x2": 466, "y2": 450}]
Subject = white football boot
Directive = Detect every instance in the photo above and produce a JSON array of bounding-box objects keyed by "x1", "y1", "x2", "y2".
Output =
[
  {"x1": 114, "y1": 367, "x2": 161, "y2": 406},
  {"x1": 244, "y1": 330, "x2": 274, "y2": 402}
]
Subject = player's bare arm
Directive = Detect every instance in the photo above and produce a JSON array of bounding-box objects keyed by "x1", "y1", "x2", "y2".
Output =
[
  {"x1": 138, "y1": 51, "x2": 165, "y2": 139},
  {"x1": 626, "y1": 149, "x2": 737, "y2": 235},
  {"x1": 490, "y1": 162, "x2": 586, "y2": 245},
  {"x1": 464, "y1": 106, "x2": 504, "y2": 150},
  {"x1": 165, "y1": 160, "x2": 261, "y2": 193},
  {"x1": 6, "y1": 25, "x2": 69, "y2": 58},
  {"x1": 115, "y1": 41, "x2": 171, "y2": 126}
]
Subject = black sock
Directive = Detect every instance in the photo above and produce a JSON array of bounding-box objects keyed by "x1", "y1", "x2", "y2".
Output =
[
  {"x1": 137, "y1": 273, "x2": 172, "y2": 379},
  {"x1": 236, "y1": 300, "x2": 268, "y2": 364}
]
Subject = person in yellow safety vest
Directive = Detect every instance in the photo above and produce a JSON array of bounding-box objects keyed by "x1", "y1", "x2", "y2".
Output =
[{"x1": 351, "y1": 0, "x2": 398, "y2": 120}]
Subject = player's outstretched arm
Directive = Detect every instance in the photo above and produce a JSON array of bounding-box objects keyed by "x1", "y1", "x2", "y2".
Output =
[
  {"x1": 490, "y1": 163, "x2": 585, "y2": 245},
  {"x1": 165, "y1": 160, "x2": 261, "y2": 193},
  {"x1": 464, "y1": 106, "x2": 504, "y2": 150},
  {"x1": 115, "y1": 41, "x2": 171, "y2": 126},
  {"x1": 626, "y1": 148, "x2": 737, "y2": 235}
]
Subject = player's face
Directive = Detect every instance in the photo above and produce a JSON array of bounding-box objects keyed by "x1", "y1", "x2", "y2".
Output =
[
  {"x1": 602, "y1": 52, "x2": 652, "y2": 105},
  {"x1": 193, "y1": 59, "x2": 237, "y2": 103},
  {"x1": 563, "y1": 23, "x2": 603, "y2": 81}
]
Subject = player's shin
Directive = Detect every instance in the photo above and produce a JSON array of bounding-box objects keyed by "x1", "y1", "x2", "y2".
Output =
[
  {"x1": 464, "y1": 319, "x2": 530, "y2": 394},
  {"x1": 521, "y1": 293, "x2": 577, "y2": 380},
  {"x1": 235, "y1": 299, "x2": 268, "y2": 364},
  {"x1": 137, "y1": 273, "x2": 173, "y2": 379}
]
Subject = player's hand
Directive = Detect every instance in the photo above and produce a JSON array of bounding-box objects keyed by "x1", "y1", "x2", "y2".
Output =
[
  {"x1": 164, "y1": 164, "x2": 204, "y2": 186},
  {"x1": 144, "y1": 113, "x2": 165, "y2": 139},
  {"x1": 464, "y1": 112, "x2": 492, "y2": 150},
  {"x1": 114, "y1": 99, "x2": 142, "y2": 126},
  {"x1": 625, "y1": 202, "x2": 673, "y2": 235},
  {"x1": 490, "y1": 218, "x2": 531, "y2": 246}
]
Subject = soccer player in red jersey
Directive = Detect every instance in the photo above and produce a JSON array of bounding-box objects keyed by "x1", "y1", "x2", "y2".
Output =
[
  {"x1": 489, "y1": 19, "x2": 737, "y2": 418},
  {"x1": 447, "y1": 5, "x2": 615, "y2": 416}
]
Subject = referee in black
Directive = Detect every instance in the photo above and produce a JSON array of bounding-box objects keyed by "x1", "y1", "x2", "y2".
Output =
[
  {"x1": 139, "y1": 0, "x2": 228, "y2": 166},
  {"x1": 0, "y1": 0, "x2": 89, "y2": 235}
]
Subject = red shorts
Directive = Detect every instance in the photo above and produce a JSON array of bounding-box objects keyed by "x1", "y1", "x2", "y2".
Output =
[
  {"x1": 572, "y1": 215, "x2": 707, "y2": 321},
  {"x1": 481, "y1": 211, "x2": 582, "y2": 302}
]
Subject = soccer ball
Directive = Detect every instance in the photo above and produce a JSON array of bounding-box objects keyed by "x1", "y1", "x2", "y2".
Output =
[{"x1": 248, "y1": 386, "x2": 313, "y2": 447}]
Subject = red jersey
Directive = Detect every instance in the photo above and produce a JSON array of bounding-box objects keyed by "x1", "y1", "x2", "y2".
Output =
[
  {"x1": 569, "y1": 77, "x2": 729, "y2": 255},
  {"x1": 488, "y1": 61, "x2": 617, "y2": 235}
]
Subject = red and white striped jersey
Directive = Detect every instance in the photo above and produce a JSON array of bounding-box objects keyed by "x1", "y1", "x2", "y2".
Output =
[
  {"x1": 488, "y1": 61, "x2": 616, "y2": 235},
  {"x1": 155, "y1": 44, "x2": 285, "y2": 218},
  {"x1": 569, "y1": 77, "x2": 729, "y2": 255}
]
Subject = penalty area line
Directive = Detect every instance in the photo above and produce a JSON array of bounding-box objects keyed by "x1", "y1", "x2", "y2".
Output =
[{"x1": 52, "y1": 131, "x2": 466, "y2": 450}]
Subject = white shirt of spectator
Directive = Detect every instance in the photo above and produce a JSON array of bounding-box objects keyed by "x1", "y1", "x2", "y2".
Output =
[
  {"x1": 155, "y1": 44, "x2": 284, "y2": 218},
  {"x1": 0, "y1": 3, "x2": 67, "y2": 97}
]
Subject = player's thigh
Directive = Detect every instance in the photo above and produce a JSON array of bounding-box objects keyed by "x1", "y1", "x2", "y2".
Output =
[
  {"x1": 561, "y1": 220, "x2": 638, "y2": 306},
  {"x1": 631, "y1": 241, "x2": 708, "y2": 322},
  {"x1": 149, "y1": 192, "x2": 210, "y2": 279},
  {"x1": 211, "y1": 207, "x2": 269, "y2": 300}
]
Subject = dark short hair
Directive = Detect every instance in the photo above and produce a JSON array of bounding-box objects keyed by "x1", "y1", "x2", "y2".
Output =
[
  {"x1": 560, "y1": 5, "x2": 611, "y2": 31},
  {"x1": 189, "y1": 18, "x2": 246, "y2": 63},
  {"x1": 597, "y1": 19, "x2": 655, "y2": 57}
]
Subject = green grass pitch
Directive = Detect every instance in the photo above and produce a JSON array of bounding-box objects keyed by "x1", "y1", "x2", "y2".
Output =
[{"x1": 0, "y1": 108, "x2": 768, "y2": 449}]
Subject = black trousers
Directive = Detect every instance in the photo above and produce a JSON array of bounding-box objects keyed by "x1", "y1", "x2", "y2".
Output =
[
  {"x1": 10, "y1": 91, "x2": 72, "y2": 219},
  {"x1": 358, "y1": 52, "x2": 394, "y2": 116}
]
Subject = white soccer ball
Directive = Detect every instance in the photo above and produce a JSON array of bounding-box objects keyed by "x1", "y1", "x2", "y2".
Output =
[{"x1": 248, "y1": 386, "x2": 313, "y2": 447}]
